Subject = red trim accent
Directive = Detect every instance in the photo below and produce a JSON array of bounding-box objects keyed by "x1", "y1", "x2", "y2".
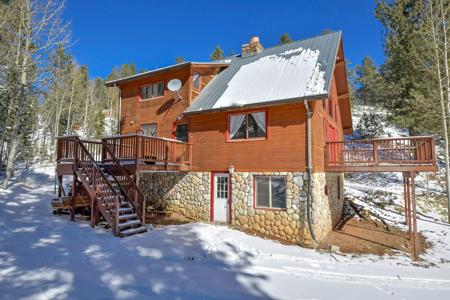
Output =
[
  {"x1": 210, "y1": 171, "x2": 231, "y2": 224},
  {"x1": 228, "y1": 174, "x2": 232, "y2": 223},
  {"x1": 210, "y1": 172, "x2": 215, "y2": 222},
  {"x1": 225, "y1": 109, "x2": 268, "y2": 143}
]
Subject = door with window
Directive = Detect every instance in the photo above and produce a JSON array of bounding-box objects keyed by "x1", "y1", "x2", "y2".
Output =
[
  {"x1": 176, "y1": 124, "x2": 189, "y2": 142},
  {"x1": 213, "y1": 173, "x2": 229, "y2": 223},
  {"x1": 141, "y1": 123, "x2": 157, "y2": 137}
]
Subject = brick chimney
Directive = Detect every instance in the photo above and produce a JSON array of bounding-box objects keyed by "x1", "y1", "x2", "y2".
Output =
[{"x1": 242, "y1": 36, "x2": 264, "y2": 56}]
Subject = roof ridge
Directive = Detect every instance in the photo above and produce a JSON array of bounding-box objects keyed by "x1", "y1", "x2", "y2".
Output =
[{"x1": 238, "y1": 30, "x2": 342, "y2": 59}]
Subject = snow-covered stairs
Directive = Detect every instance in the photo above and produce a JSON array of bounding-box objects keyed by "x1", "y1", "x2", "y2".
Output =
[{"x1": 117, "y1": 200, "x2": 147, "y2": 237}]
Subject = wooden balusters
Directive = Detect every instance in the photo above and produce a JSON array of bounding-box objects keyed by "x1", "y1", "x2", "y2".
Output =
[{"x1": 325, "y1": 136, "x2": 437, "y2": 172}]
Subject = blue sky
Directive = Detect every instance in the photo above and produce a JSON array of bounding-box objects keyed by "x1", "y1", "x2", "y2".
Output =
[{"x1": 63, "y1": 0, "x2": 384, "y2": 79}]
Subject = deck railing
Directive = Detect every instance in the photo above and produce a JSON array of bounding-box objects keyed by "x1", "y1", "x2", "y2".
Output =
[
  {"x1": 56, "y1": 136, "x2": 102, "y2": 163},
  {"x1": 325, "y1": 136, "x2": 437, "y2": 172},
  {"x1": 102, "y1": 134, "x2": 192, "y2": 166}
]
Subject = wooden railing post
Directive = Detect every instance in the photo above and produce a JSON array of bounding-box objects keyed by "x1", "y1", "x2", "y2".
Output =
[
  {"x1": 373, "y1": 141, "x2": 379, "y2": 166},
  {"x1": 135, "y1": 135, "x2": 140, "y2": 165}
]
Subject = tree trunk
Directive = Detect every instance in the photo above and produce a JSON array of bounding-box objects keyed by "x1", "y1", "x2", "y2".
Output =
[
  {"x1": 438, "y1": 0, "x2": 450, "y2": 222},
  {"x1": 430, "y1": 0, "x2": 450, "y2": 223},
  {"x1": 1, "y1": 0, "x2": 30, "y2": 189},
  {"x1": 66, "y1": 76, "x2": 75, "y2": 134}
]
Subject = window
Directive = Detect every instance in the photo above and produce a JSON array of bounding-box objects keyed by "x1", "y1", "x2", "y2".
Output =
[
  {"x1": 176, "y1": 124, "x2": 189, "y2": 143},
  {"x1": 228, "y1": 111, "x2": 266, "y2": 140},
  {"x1": 140, "y1": 81, "x2": 164, "y2": 100},
  {"x1": 193, "y1": 72, "x2": 201, "y2": 90},
  {"x1": 255, "y1": 176, "x2": 286, "y2": 209},
  {"x1": 141, "y1": 123, "x2": 157, "y2": 137}
]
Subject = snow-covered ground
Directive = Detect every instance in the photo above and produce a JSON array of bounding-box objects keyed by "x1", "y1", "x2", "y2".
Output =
[{"x1": 1, "y1": 164, "x2": 450, "y2": 300}]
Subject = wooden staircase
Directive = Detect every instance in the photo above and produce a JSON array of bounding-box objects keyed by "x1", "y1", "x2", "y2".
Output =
[{"x1": 56, "y1": 136, "x2": 147, "y2": 237}]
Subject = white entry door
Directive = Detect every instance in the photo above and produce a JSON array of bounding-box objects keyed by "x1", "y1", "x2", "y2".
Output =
[{"x1": 214, "y1": 173, "x2": 229, "y2": 223}]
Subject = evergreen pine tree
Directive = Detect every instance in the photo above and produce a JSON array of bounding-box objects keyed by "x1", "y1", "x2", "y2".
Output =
[
  {"x1": 279, "y1": 33, "x2": 293, "y2": 45},
  {"x1": 355, "y1": 56, "x2": 382, "y2": 106},
  {"x1": 210, "y1": 46, "x2": 224, "y2": 61},
  {"x1": 355, "y1": 112, "x2": 384, "y2": 139}
]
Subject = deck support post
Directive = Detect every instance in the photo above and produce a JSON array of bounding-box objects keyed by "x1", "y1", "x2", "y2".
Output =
[
  {"x1": 70, "y1": 174, "x2": 77, "y2": 221},
  {"x1": 403, "y1": 171, "x2": 418, "y2": 259}
]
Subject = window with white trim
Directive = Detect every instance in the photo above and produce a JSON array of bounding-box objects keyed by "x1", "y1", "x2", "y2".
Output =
[
  {"x1": 228, "y1": 111, "x2": 266, "y2": 140},
  {"x1": 140, "y1": 81, "x2": 164, "y2": 100},
  {"x1": 255, "y1": 176, "x2": 286, "y2": 209}
]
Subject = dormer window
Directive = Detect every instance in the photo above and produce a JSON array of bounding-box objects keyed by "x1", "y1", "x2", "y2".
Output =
[
  {"x1": 193, "y1": 72, "x2": 201, "y2": 90},
  {"x1": 140, "y1": 81, "x2": 164, "y2": 100}
]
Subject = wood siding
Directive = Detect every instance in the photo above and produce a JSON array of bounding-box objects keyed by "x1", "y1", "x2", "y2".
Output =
[
  {"x1": 312, "y1": 76, "x2": 345, "y2": 172},
  {"x1": 186, "y1": 102, "x2": 308, "y2": 172},
  {"x1": 119, "y1": 65, "x2": 224, "y2": 138}
]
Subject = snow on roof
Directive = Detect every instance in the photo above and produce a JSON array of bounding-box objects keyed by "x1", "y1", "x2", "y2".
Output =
[
  {"x1": 185, "y1": 31, "x2": 341, "y2": 113},
  {"x1": 212, "y1": 47, "x2": 326, "y2": 109}
]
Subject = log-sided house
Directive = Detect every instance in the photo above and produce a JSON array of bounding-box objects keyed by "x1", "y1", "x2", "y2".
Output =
[{"x1": 55, "y1": 32, "x2": 437, "y2": 249}]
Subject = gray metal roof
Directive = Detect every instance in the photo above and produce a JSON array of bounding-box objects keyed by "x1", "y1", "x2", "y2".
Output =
[
  {"x1": 185, "y1": 31, "x2": 342, "y2": 114},
  {"x1": 105, "y1": 61, "x2": 230, "y2": 87}
]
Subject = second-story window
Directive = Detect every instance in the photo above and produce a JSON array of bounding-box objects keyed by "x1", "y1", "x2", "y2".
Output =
[
  {"x1": 193, "y1": 72, "x2": 201, "y2": 90},
  {"x1": 140, "y1": 81, "x2": 164, "y2": 100},
  {"x1": 228, "y1": 111, "x2": 266, "y2": 141}
]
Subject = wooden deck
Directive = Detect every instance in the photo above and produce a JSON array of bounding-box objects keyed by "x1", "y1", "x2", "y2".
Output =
[
  {"x1": 56, "y1": 135, "x2": 192, "y2": 173},
  {"x1": 325, "y1": 136, "x2": 437, "y2": 173}
]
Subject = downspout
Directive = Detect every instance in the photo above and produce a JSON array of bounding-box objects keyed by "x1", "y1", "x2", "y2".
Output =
[{"x1": 303, "y1": 99, "x2": 318, "y2": 246}]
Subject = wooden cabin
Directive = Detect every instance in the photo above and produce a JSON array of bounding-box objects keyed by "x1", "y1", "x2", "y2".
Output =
[{"x1": 55, "y1": 32, "x2": 437, "y2": 246}]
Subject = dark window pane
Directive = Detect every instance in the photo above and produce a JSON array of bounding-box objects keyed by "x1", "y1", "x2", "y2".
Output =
[
  {"x1": 247, "y1": 113, "x2": 266, "y2": 138},
  {"x1": 256, "y1": 177, "x2": 270, "y2": 207},
  {"x1": 140, "y1": 86, "x2": 147, "y2": 99},
  {"x1": 176, "y1": 124, "x2": 188, "y2": 142},
  {"x1": 230, "y1": 115, "x2": 247, "y2": 140},
  {"x1": 271, "y1": 177, "x2": 286, "y2": 208},
  {"x1": 156, "y1": 81, "x2": 164, "y2": 97}
]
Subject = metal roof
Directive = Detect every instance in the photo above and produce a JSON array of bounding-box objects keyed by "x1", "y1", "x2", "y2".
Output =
[
  {"x1": 185, "y1": 31, "x2": 342, "y2": 114},
  {"x1": 105, "y1": 61, "x2": 230, "y2": 87}
]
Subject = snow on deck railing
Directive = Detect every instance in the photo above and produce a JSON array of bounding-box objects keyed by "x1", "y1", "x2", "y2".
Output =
[{"x1": 325, "y1": 136, "x2": 437, "y2": 172}]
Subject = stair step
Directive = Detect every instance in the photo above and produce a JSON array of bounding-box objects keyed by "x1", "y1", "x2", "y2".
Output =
[
  {"x1": 119, "y1": 213, "x2": 137, "y2": 221},
  {"x1": 119, "y1": 226, "x2": 147, "y2": 238},
  {"x1": 118, "y1": 219, "x2": 141, "y2": 228},
  {"x1": 119, "y1": 207, "x2": 133, "y2": 214}
]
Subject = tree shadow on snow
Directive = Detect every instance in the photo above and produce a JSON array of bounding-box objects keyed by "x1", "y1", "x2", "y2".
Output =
[{"x1": 0, "y1": 167, "x2": 273, "y2": 299}]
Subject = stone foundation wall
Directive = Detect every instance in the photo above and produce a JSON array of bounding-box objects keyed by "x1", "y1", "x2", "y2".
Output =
[
  {"x1": 309, "y1": 172, "x2": 345, "y2": 243},
  {"x1": 138, "y1": 170, "x2": 344, "y2": 247},
  {"x1": 231, "y1": 172, "x2": 307, "y2": 244},
  {"x1": 139, "y1": 172, "x2": 210, "y2": 221}
]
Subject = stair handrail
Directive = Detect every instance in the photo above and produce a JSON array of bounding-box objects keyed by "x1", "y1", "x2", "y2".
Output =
[
  {"x1": 102, "y1": 139, "x2": 146, "y2": 224},
  {"x1": 75, "y1": 136, "x2": 121, "y2": 235}
]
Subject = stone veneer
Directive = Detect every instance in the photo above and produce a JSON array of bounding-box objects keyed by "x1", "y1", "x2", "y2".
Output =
[
  {"x1": 139, "y1": 172, "x2": 211, "y2": 221},
  {"x1": 139, "y1": 170, "x2": 344, "y2": 247}
]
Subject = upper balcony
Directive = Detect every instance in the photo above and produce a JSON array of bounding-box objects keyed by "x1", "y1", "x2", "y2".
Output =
[
  {"x1": 325, "y1": 136, "x2": 437, "y2": 173},
  {"x1": 56, "y1": 134, "x2": 192, "y2": 173}
]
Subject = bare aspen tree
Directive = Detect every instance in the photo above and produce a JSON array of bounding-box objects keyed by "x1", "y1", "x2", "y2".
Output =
[
  {"x1": 424, "y1": 0, "x2": 450, "y2": 222},
  {"x1": 0, "y1": 0, "x2": 70, "y2": 189}
]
